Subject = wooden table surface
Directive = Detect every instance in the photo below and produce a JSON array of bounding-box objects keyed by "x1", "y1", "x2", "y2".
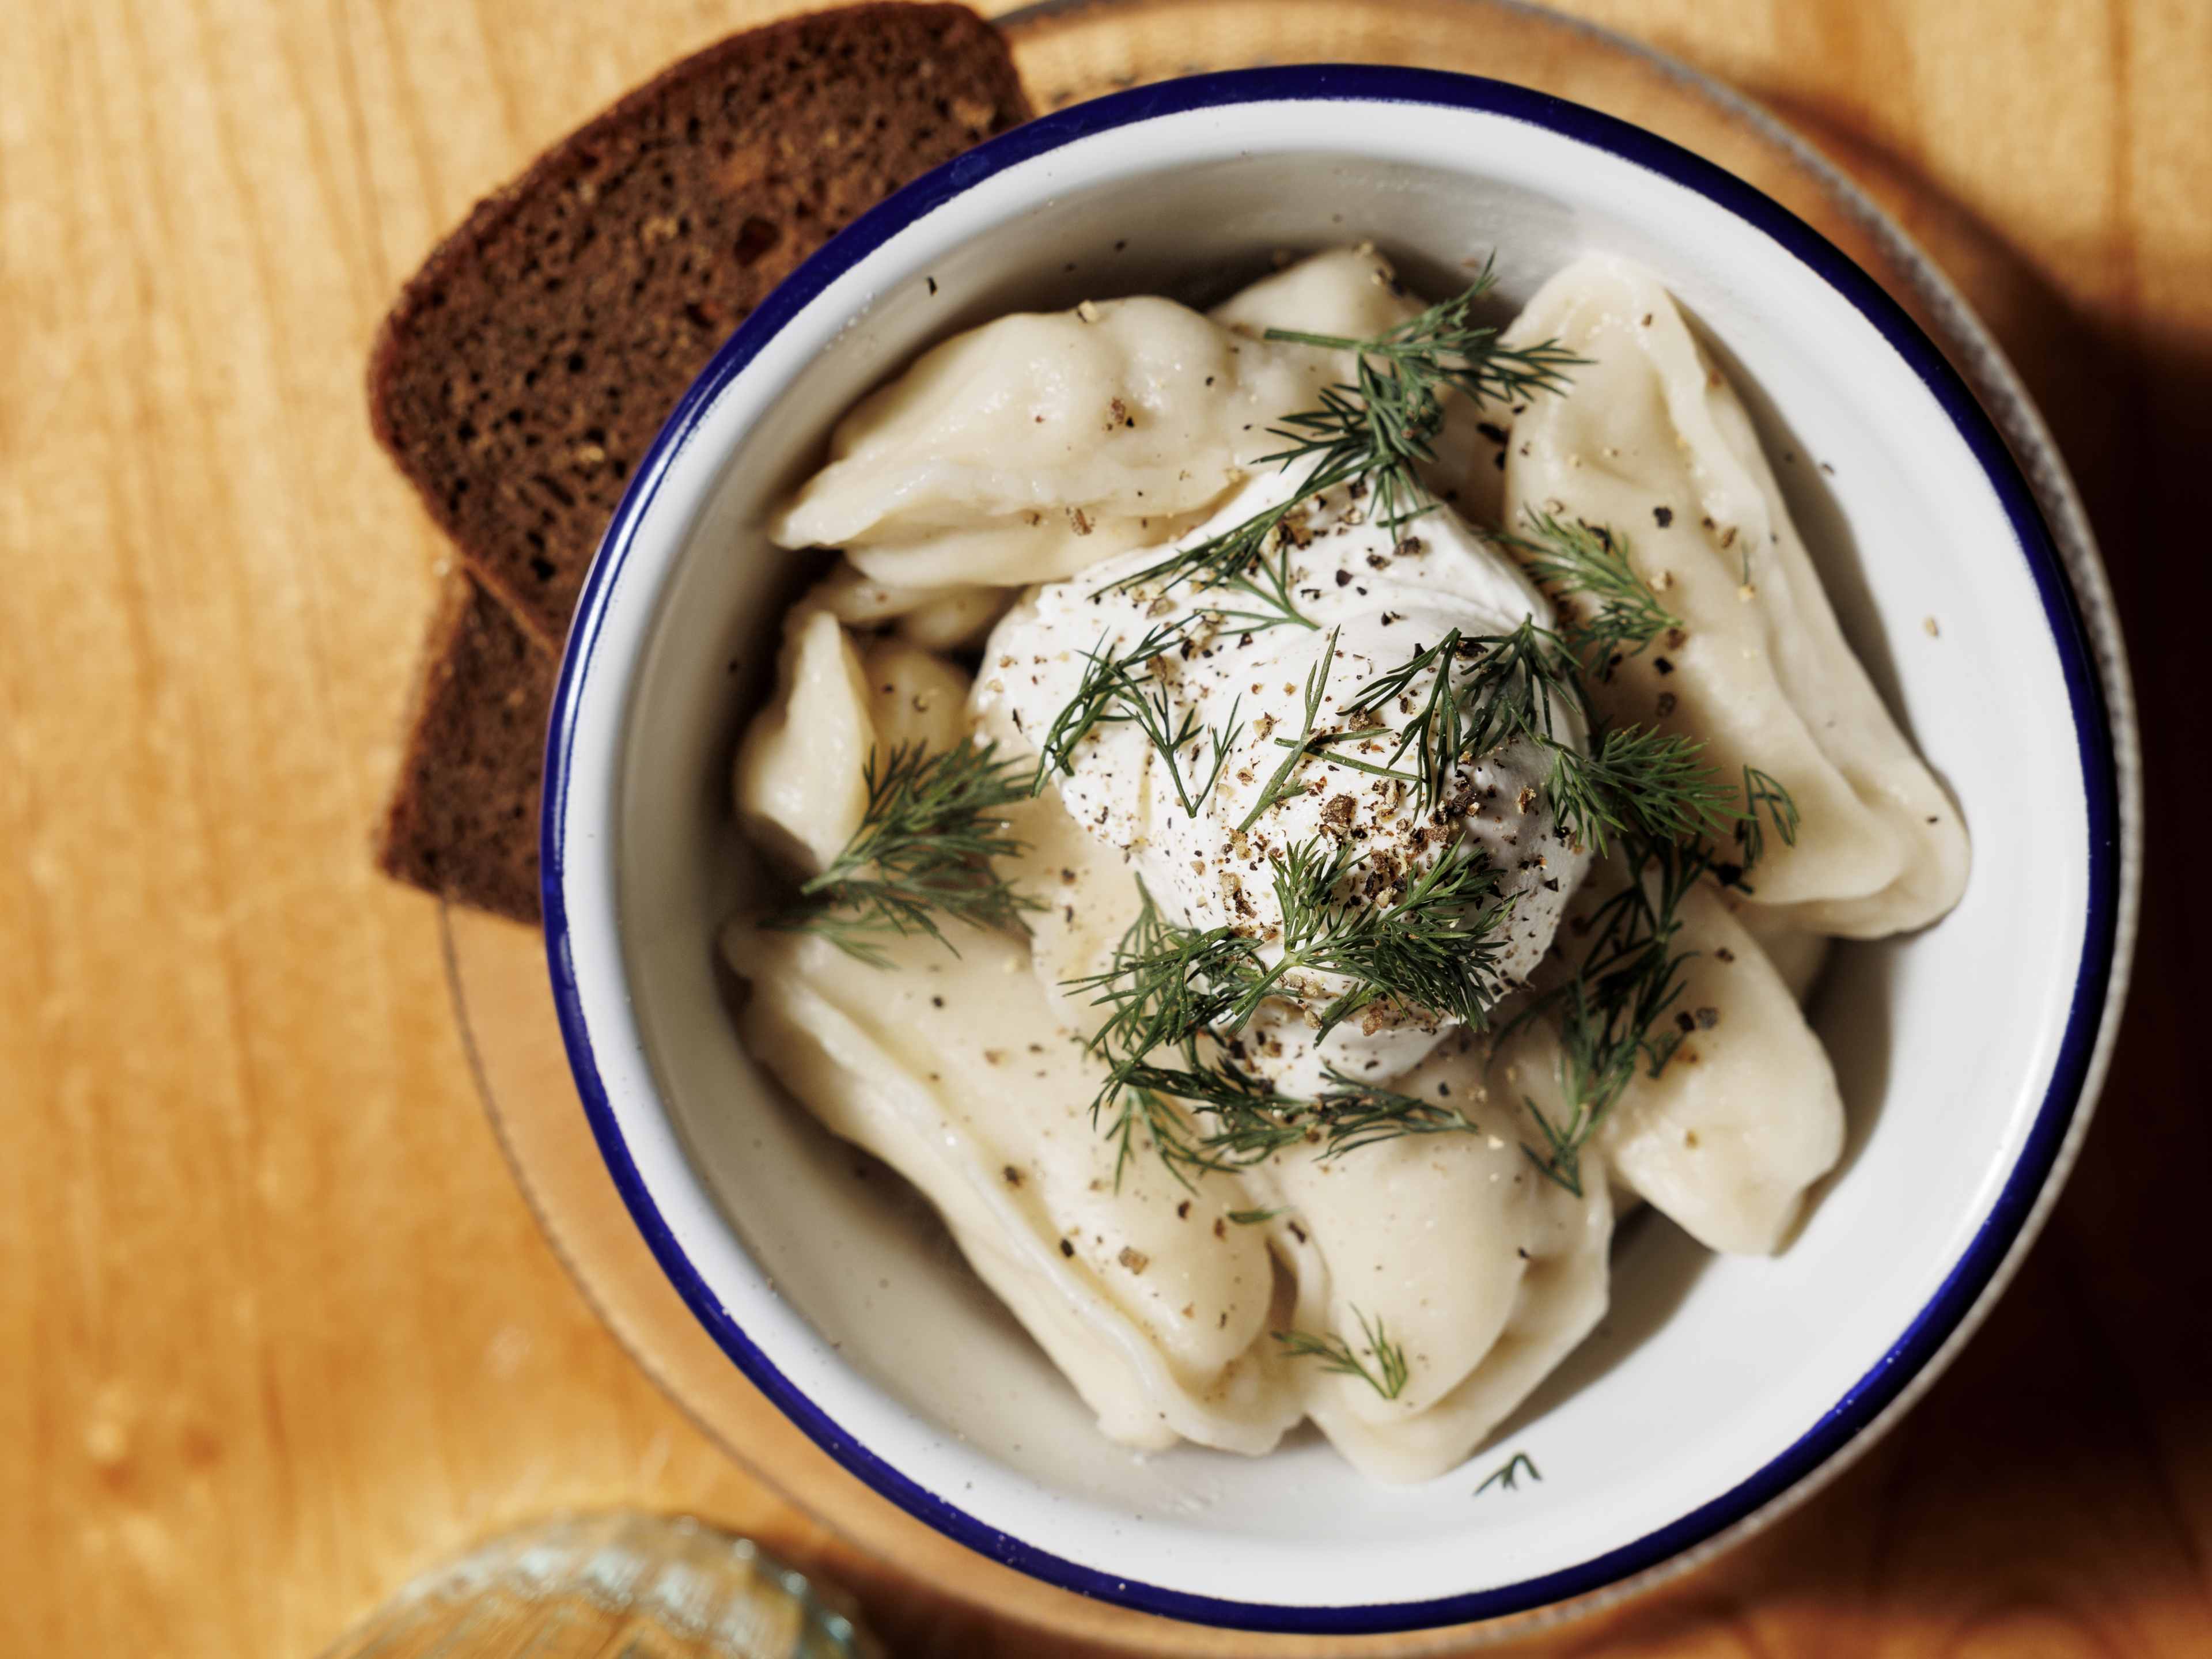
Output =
[{"x1": 4, "y1": 0, "x2": 2205, "y2": 1653}]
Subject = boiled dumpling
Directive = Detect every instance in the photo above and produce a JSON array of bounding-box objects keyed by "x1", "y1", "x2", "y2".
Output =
[
  {"x1": 732, "y1": 610, "x2": 874, "y2": 877},
  {"x1": 734, "y1": 646, "x2": 1305, "y2": 1454},
  {"x1": 1490, "y1": 858, "x2": 1845, "y2": 1255},
  {"x1": 796, "y1": 559, "x2": 1014, "y2": 650},
  {"x1": 734, "y1": 922, "x2": 1304, "y2": 1454},
  {"x1": 1252, "y1": 1037, "x2": 1612, "y2": 1483},
  {"x1": 855, "y1": 636, "x2": 971, "y2": 755},
  {"x1": 770, "y1": 248, "x2": 1488, "y2": 589},
  {"x1": 770, "y1": 296, "x2": 1334, "y2": 586},
  {"x1": 1499, "y1": 253, "x2": 1968, "y2": 937}
]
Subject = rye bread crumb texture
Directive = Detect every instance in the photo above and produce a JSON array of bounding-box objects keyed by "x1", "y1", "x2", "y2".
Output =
[
  {"x1": 372, "y1": 4, "x2": 1030, "y2": 922},
  {"x1": 372, "y1": 2, "x2": 1030, "y2": 649}
]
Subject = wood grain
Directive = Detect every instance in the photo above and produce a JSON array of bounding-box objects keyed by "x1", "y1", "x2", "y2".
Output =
[{"x1": 0, "y1": 1, "x2": 2201, "y2": 1655}]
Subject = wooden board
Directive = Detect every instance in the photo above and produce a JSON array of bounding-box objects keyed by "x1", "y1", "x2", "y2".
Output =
[{"x1": 0, "y1": 1, "x2": 2202, "y2": 1654}]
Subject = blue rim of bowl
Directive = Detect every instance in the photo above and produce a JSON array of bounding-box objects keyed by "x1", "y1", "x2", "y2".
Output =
[{"x1": 540, "y1": 65, "x2": 2122, "y2": 1636}]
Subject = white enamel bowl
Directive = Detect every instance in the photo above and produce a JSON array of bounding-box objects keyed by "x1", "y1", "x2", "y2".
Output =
[{"x1": 541, "y1": 68, "x2": 2133, "y2": 1636}]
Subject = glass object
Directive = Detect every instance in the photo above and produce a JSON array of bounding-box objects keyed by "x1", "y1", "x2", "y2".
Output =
[{"x1": 315, "y1": 1512, "x2": 880, "y2": 1659}]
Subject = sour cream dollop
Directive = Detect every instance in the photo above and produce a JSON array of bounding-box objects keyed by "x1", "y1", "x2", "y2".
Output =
[{"x1": 975, "y1": 466, "x2": 1592, "y2": 1094}]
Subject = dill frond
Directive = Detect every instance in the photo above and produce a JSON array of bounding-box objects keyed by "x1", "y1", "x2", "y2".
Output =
[
  {"x1": 1027, "y1": 620, "x2": 1242, "y2": 817},
  {"x1": 1475, "y1": 1451, "x2": 1543, "y2": 1496},
  {"x1": 1513, "y1": 834, "x2": 1709, "y2": 1195},
  {"x1": 1242, "y1": 839, "x2": 1514, "y2": 1039},
  {"x1": 1234, "y1": 627, "x2": 1338, "y2": 834},
  {"x1": 1103, "y1": 260, "x2": 1581, "y2": 630},
  {"x1": 1737, "y1": 766, "x2": 1801, "y2": 868},
  {"x1": 1274, "y1": 1306, "x2": 1411, "y2": 1400},
  {"x1": 1501, "y1": 509, "x2": 1677, "y2": 678},
  {"x1": 772, "y1": 740, "x2": 1041, "y2": 964},
  {"x1": 1106, "y1": 488, "x2": 1333, "y2": 634},
  {"x1": 1546, "y1": 726, "x2": 1742, "y2": 854},
  {"x1": 1065, "y1": 847, "x2": 1510, "y2": 1169},
  {"x1": 1308, "y1": 1067, "x2": 1477, "y2": 1157},
  {"x1": 1260, "y1": 256, "x2": 1584, "y2": 530}
]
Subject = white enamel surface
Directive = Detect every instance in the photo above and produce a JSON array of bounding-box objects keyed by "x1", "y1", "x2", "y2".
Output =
[{"x1": 550, "y1": 95, "x2": 2109, "y2": 1614}]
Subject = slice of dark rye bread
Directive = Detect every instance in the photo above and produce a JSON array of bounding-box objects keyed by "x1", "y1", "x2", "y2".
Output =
[
  {"x1": 374, "y1": 5, "x2": 1031, "y2": 921},
  {"x1": 368, "y1": 2, "x2": 1031, "y2": 650},
  {"x1": 376, "y1": 576, "x2": 555, "y2": 926}
]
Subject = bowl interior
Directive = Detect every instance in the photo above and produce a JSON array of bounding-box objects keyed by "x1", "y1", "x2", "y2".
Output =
[{"x1": 551, "y1": 81, "x2": 2103, "y2": 1624}]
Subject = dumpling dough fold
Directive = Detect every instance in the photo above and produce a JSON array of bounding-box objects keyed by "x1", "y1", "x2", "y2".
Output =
[
  {"x1": 771, "y1": 296, "x2": 1331, "y2": 586},
  {"x1": 736, "y1": 924, "x2": 1304, "y2": 1455},
  {"x1": 770, "y1": 246, "x2": 1503, "y2": 589},
  {"x1": 1491, "y1": 857, "x2": 1845, "y2": 1256},
  {"x1": 1501, "y1": 253, "x2": 1968, "y2": 937},
  {"x1": 1249, "y1": 1039, "x2": 1613, "y2": 1483}
]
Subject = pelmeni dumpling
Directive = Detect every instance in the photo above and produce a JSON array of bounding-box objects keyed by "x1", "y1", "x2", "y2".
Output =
[
  {"x1": 796, "y1": 559, "x2": 1015, "y2": 652},
  {"x1": 1500, "y1": 254, "x2": 1968, "y2": 937},
  {"x1": 771, "y1": 297, "x2": 1339, "y2": 587},
  {"x1": 733, "y1": 613, "x2": 976, "y2": 876},
  {"x1": 734, "y1": 624, "x2": 1305, "y2": 1452},
  {"x1": 1491, "y1": 859, "x2": 1845, "y2": 1256},
  {"x1": 733, "y1": 610, "x2": 875, "y2": 877},
  {"x1": 770, "y1": 247, "x2": 1495, "y2": 591},
  {"x1": 735, "y1": 923, "x2": 1304, "y2": 1455},
  {"x1": 1251, "y1": 1038, "x2": 1612, "y2": 1483}
]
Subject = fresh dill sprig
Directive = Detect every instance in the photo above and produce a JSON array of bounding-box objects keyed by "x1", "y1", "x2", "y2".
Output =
[
  {"x1": 1274, "y1": 1306, "x2": 1411, "y2": 1400},
  {"x1": 1102, "y1": 1051, "x2": 1302, "y2": 1160},
  {"x1": 772, "y1": 740, "x2": 1041, "y2": 965},
  {"x1": 1232, "y1": 839, "x2": 1516, "y2": 1039},
  {"x1": 1260, "y1": 257, "x2": 1585, "y2": 530},
  {"x1": 1097, "y1": 1055, "x2": 1477, "y2": 1166},
  {"x1": 1339, "y1": 620, "x2": 1587, "y2": 813},
  {"x1": 1475, "y1": 1451, "x2": 1543, "y2": 1496},
  {"x1": 1546, "y1": 726, "x2": 1743, "y2": 854},
  {"x1": 1027, "y1": 621, "x2": 1242, "y2": 817},
  {"x1": 1737, "y1": 766, "x2": 1801, "y2": 868},
  {"x1": 1308, "y1": 1067, "x2": 1476, "y2": 1157},
  {"x1": 1072, "y1": 842, "x2": 1517, "y2": 1097},
  {"x1": 1104, "y1": 260, "x2": 1580, "y2": 630},
  {"x1": 1101, "y1": 1087, "x2": 1229, "y2": 1192},
  {"x1": 1108, "y1": 484, "x2": 1335, "y2": 633},
  {"x1": 1338, "y1": 622, "x2": 1762, "y2": 859},
  {"x1": 1514, "y1": 834, "x2": 1710, "y2": 1195},
  {"x1": 1066, "y1": 849, "x2": 1510, "y2": 1168},
  {"x1": 1272, "y1": 725, "x2": 1422, "y2": 787},
  {"x1": 1065, "y1": 881, "x2": 1258, "y2": 1099},
  {"x1": 1235, "y1": 628, "x2": 1338, "y2": 833},
  {"x1": 1501, "y1": 510, "x2": 1677, "y2": 678}
]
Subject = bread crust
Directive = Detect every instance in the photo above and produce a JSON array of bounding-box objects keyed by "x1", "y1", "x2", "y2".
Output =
[
  {"x1": 369, "y1": 5, "x2": 1029, "y2": 919},
  {"x1": 375, "y1": 576, "x2": 555, "y2": 925},
  {"x1": 368, "y1": 3, "x2": 1029, "y2": 649}
]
